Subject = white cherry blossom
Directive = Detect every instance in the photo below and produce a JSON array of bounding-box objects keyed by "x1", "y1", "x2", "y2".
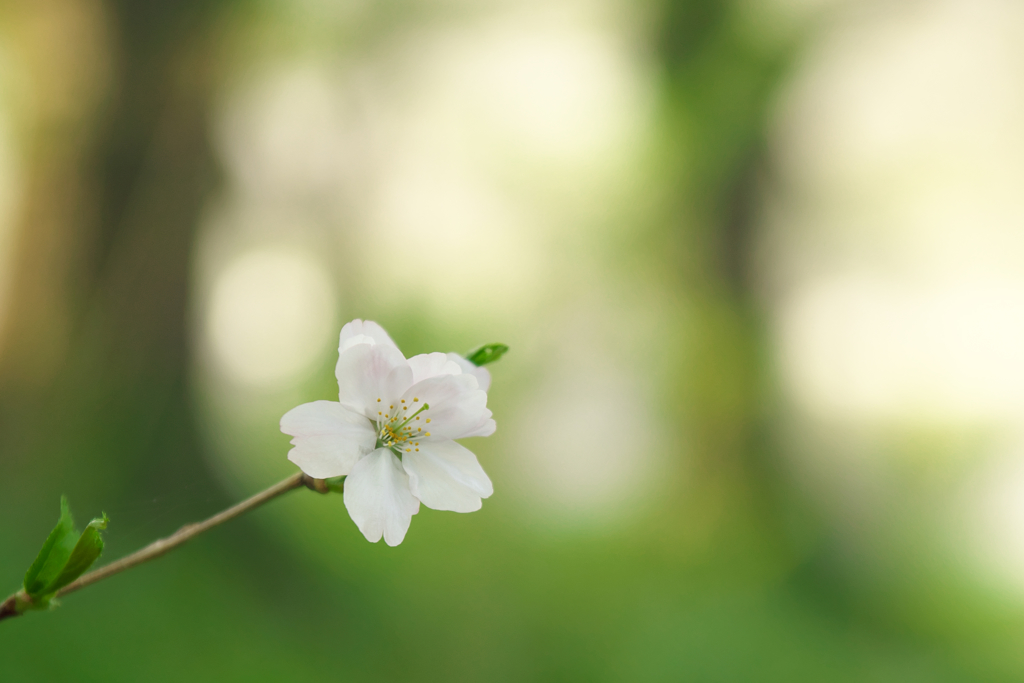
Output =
[{"x1": 281, "y1": 319, "x2": 495, "y2": 545}]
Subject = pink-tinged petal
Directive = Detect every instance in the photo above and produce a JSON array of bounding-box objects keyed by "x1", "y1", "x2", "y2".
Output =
[
  {"x1": 343, "y1": 448, "x2": 420, "y2": 546},
  {"x1": 401, "y1": 374, "x2": 490, "y2": 441},
  {"x1": 338, "y1": 319, "x2": 401, "y2": 355},
  {"x1": 447, "y1": 353, "x2": 491, "y2": 392},
  {"x1": 336, "y1": 343, "x2": 413, "y2": 418},
  {"x1": 403, "y1": 439, "x2": 493, "y2": 512},
  {"x1": 280, "y1": 401, "x2": 376, "y2": 478},
  {"x1": 408, "y1": 352, "x2": 462, "y2": 384}
]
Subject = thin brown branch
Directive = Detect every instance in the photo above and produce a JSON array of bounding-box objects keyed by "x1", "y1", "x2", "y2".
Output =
[
  {"x1": 1, "y1": 470, "x2": 330, "y2": 622},
  {"x1": 56, "y1": 472, "x2": 312, "y2": 598},
  {"x1": 0, "y1": 594, "x2": 21, "y2": 621}
]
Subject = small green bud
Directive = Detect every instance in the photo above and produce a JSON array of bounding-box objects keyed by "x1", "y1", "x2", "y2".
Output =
[
  {"x1": 465, "y1": 343, "x2": 509, "y2": 367},
  {"x1": 20, "y1": 497, "x2": 108, "y2": 608}
]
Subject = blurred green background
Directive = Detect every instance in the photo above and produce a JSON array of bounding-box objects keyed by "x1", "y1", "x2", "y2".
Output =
[{"x1": 3, "y1": 0, "x2": 1024, "y2": 680}]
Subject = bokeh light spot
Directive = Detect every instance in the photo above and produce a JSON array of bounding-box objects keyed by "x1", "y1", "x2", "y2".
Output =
[{"x1": 205, "y1": 248, "x2": 337, "y2": 388}]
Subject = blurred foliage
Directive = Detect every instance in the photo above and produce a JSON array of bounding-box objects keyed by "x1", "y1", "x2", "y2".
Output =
[{"x1": 0, "y1": 0, "x2": 1023, "y2": 681}]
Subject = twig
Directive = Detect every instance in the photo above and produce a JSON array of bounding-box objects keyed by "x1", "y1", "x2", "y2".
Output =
[{"x1": 2, "y1": 471, "x2": 327, "y2": 621}]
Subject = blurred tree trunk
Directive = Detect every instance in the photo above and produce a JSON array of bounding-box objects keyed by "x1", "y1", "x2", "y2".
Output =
[
  {"x1": 0, "y1": 0, "x2": 113, "y2": 389},
  {"x1": 654, "y1": 0, "x2": 806, "y2": 544},
  {"x1": 0, "y1": 0, "x2": 228, "y2": 511}
]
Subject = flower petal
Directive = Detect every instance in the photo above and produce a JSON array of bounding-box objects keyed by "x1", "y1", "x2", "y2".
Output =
[
  {"x1": 403, "y1": 439, "x2": 493, "y2": 512},
  {"x1": 408, "y1": 352, "x2": 462, "y2": 384},
  {"x1": 344, "y1": 448, "x2": 420, "y2": 546},
  {"x1": 280, "y1": 401, "x2": 376, "y2": 478},
  {"x1": 338, "y1": 319, "x2": 401, "y2": 355},
  {"x1": 402, "y1": 373, "x2": 490, "y2": 441},
  {"x1": 447, "y1": 353, "x2": 492, "y2": 392},
  {"x1": 461, "y1": 409, "x2": 496, "y2": 438},
  {"x1": 336, "y1": 343, "x2": 413, "y2": 418}
]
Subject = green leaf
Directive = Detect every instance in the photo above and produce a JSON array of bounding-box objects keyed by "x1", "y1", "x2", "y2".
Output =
[
  {"x1": 465, "y1": 343, "x2": 509, "y2": 367},
  {"x1": 22, "y1": 499, "x2": 109, "y2": 604},
  {"x1": 23, "y1": 497, "x2": 77, "y2": 597},
  {"x1": 46, "y1": 514, "x2": 108, "y2": 594}
]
